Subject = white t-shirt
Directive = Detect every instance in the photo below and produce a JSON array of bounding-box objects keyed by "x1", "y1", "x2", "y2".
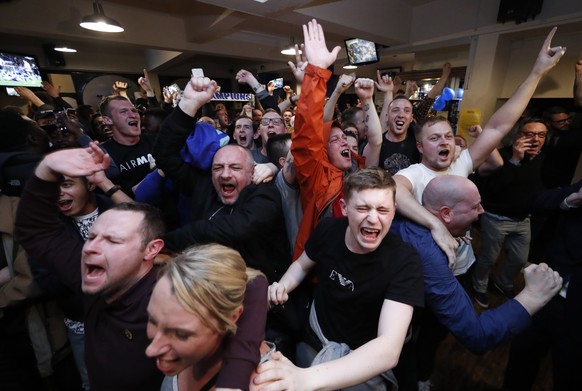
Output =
[
  {"x1": 396, "y1": 149, "x2": 474, "y2": 203},
  {"x1": 395, "y1": 149, "x2": 475, "y2": 276}
]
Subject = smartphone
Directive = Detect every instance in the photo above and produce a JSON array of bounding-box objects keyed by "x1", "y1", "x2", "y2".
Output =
[
  {"x1": 270, "y1": 77, "x2": 284, "y2": 89},
  {"x1": 167, "y1": 83, "x2": 180, "y2": 95},
  {"x1": 53, "y1": 109, "x2": 69, "y2": 133},
  {"x1": 191, "y1": 68, "x2": 204, "y2": 78},
  {"x1": 6, "y1": 87, "x2": 18, "y2": 96}
]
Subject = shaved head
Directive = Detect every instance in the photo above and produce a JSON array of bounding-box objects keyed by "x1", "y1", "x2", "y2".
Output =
[
  {"x1": 422, "y1": 175, "x2": 483, "y2": 237},
  {"x1": 423, "y1": 175, "x2": 474, "y2": 211}
]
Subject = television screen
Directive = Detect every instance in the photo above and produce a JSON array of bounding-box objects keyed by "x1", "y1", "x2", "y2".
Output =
[
  {"x1": 0, "y1": 51, "x2": 43, "y2": 87},
  {"x1": 344, "y1": 38, "x2": 379, "y2": 66}
]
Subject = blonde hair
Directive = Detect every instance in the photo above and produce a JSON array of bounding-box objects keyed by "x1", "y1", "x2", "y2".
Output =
[{"x1": 161, "y1": 243, "x2": 263, "y2": 336}]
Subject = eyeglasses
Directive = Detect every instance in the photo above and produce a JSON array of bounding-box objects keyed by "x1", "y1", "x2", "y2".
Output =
[
  {"x1": 551, "y1": 117, "x2": 572, "y2": 125},
  {"x1": 328, "y1": 134, "x2": 348, "y2": 144},
  {"x1": 260, "y1": 118, "x2": 283, "y2": 126},
  {"x1": 520, "y1": 131, "x2": 547, "y2": 139}
]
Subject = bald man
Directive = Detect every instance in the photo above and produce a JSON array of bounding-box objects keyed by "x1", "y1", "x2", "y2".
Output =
[{"x1": 390, "y1": 175, "x2": 562, "y2": 353}]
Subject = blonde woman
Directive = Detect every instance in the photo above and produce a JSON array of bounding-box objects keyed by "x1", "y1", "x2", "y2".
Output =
[{"x1": 146, "y1": 244, "x2": 268, "y2": 391}]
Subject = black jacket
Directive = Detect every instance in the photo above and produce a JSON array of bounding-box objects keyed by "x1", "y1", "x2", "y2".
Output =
[{"x1": 154, "y1": 107, "x2": 291, "y2": 283}]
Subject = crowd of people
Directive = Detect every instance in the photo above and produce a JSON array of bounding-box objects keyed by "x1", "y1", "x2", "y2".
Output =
[{"x1": 1, "y1": 19, "x2": 581, "y2": 391}]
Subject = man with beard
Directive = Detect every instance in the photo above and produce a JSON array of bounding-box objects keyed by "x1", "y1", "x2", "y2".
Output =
[
  {"x1": 100, "y1": 96, "x2": 154, "y2": 197},
  {"x1": 154, "y1": 75, "x2": 297, "y2": 357},
  {"x1": 154, "y1": 77, "x2": 291, "y2": 285}
]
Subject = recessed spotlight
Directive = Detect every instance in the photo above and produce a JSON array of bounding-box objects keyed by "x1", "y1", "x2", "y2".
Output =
[{"x1": 54, "y1": 46, "x2": 77, "y2": 53}]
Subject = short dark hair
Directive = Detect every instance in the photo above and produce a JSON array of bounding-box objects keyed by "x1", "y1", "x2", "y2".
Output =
[
  {"x1": 389, "y1": 95, "x2": 411, "y2": 106},
  {"x1": 343, "y1": 167, "x2": 396, "y2": 203},
  {"x1": 266, "y1": 133, "x2": 291, "y2": 168},
  {"x1": 99, "y1": 95, "x2": 131, "y2": 117},
  {"x1": 263, "y1": 108, "x2": 282, "y2": 118},
  {"x1": 414, "y1": 116, "x2": 449, "y2": 141},
  {"x1": 542, "y1": 106, "x2": 569, "y2": 123},
  {"x1": 143, "y1": 107, "x2": 168, "y2": 121},
  {"x1": 341, "y1": 106, "x2": 362, "y2": 124},
  {"x1": 110, "y1": 202, "x2": 165, "y2": 248}
]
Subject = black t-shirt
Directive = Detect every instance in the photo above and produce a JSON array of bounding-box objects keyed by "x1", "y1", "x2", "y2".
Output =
[
  {"x1": 378, "y1": 132, "x2": 420, "y2": 175},
  {"x1": 305, "y1": 217, "x2": 424, "y2": 349},
  {"x1": 103, "y1": 136, "x2": 154, "y2": 196}
]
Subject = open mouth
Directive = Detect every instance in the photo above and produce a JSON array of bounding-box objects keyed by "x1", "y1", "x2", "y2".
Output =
[
  {"x1": 361, "y1": 227, "x2": 380, "y2": 241},
  {"x1": 58, "y1": 199, "x2": 73, "y2": 211},
  {"x1": 341, "y1": 148, "x2": 350, "y2": 158},
  {"x1": 395, "y1": 120, "x2": 405, "y2": 127},
  {"x1": 221, "y1": 184, "x2": 235, "y2": 194},
  {"x1": 128, "y1": 120, "x2": 139, "y2": 127},
  {"x1": 267, "y1": 131, "x2": 276, "y2": 138},
  {"x1": 239, "y1": 134, "x2": 247, "y2": 143},
  {"x1": 156, "y1": 357, "x2": 180, "y2": 375},
  {"x1": 84, "y1": 263, "x2": 106, "y2": 280},
  {"x1": 438, "y1": 149, "x2": 450, "y2": 158}
]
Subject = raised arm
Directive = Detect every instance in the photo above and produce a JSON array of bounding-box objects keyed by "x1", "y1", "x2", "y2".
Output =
[
  {"x1": 376, "y1": 70, "x2": 394, "y2": 133},
  {"x1": 355, "y1": 78, "x2": 382, "y2": 167},
  {"x1": 236, "y1": 69, "x2": 279, "y2": 112},
  {"x1": 154, "y1": 76, "x2": 218, "y2": 193},
  {"x1": 291, "y1": 18, "x2": 341, "y2": 180},
  {"x1": 427, "y1": 62, "x2": 452, "y2": 99},
  {"x1": 323, "y1": 74, "x2": 355, "y2": 122},
  {"x1": 469, "y1": 27, "x2": 565, "y2": 168}
]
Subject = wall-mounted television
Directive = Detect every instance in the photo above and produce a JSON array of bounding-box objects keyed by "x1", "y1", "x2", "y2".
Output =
[
  {"x1": 0, "y1": 51, "x2": 43, "y2": 87},
  {"x1": 344, "y1": 38, "x2": 379, "y2": 66}
]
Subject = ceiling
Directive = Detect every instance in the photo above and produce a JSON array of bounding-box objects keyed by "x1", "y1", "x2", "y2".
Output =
[{"x1": 1, "y1": 0, "x2": 582, "y2": 80}]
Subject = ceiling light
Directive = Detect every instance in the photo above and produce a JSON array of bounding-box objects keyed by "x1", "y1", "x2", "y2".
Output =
[
  {"x1": 281, "y1": 36, "x2": 302, "y2": 56},
  {"x1": 54, "y1": 46, "x2": 77, "y2": 53},
  {"x1": 343, "y1": 64, "x2": 358, "y2": 70},
  {"x1": 80, "y1": 1, "x2": 124, "y2": 33},
  {"x1": 253, "y1": 0, "x2": 269, "y2": 3},
  {"x1": 281, "y1": 47, "x2": 302, "y2": 56}
]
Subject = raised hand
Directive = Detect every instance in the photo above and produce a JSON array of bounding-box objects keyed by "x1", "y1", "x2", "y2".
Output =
[
  {"x1": 36, "y1": 142, "x2": 110, "y2": 182},
  {"x1": 375, "y1": 70, "x2": 394, "y2": 94},
  {"x1": 531, "y1": 27, "x2": 566, "y2": 77},
  {"x1": 113, "y1": 81, "x2": 128, "y2": 92},
  {"x1": 178, "y1": 76, "x2": 218, "y2": 117},
  {"x1": 335, "y1": 73, "x2": 356, "y2": 94},
  {"x1": 112, "y1": 81, "x2": 129, "y2": 98},
  {"x1": 441, "y1": 62, "x2": 452, "y2": 78},
  {"x1": 42, "y1": 81, "x2": 61, "y2": 98},
  {"x1": 302, "y1": 19, "x2": 341, "y2": 70},
  {"x1": 283, "y1": 85, "x2": 294, "y2": 100},
  {"x1": 138, "y1": 69, "x2": 154, "y2": 95},
  {"x1": 287, "y1": 44, "x2": 308, "y2": 83},
  {"x1": 236, "y1": 69, "x2": 263, "y2": 93},
  {"x1": 354, "y1": 78, "x2": 375, "y2": 100}
]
